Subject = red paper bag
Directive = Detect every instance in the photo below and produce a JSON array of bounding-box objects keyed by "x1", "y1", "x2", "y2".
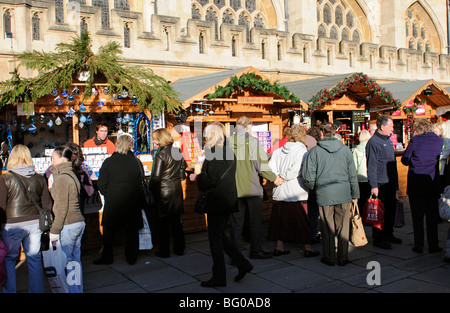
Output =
[{"x1": 363, "y1": 195, "x2": 385, "y2": 230}]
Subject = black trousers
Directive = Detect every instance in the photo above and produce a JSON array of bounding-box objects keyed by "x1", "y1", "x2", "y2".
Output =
[
  {"x1": 155, "y1": 214, "x2": 185, "y2": 257},
  {"x1": 408, "y1": 195, "x2": 440, "y2": 249},
  {"x1": 102, "y1": 226, "x2": 139, "y2": 263},
  {"x1": 372, "y1": 183, "x2": 397, "y2": 241},
  {"x1": 207, "y1": 214, "x2": 250, "y2": 283},
  {"x1": 230, "y1": 196, "x2": 264, "y2": 254}
]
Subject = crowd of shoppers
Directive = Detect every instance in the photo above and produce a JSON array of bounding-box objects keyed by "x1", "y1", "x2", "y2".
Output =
[{"x1": 1, "y1": 114, "x2": 450, "y2": 293}]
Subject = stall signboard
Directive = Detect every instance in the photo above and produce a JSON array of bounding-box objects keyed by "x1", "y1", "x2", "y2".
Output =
[
  {"x1": 257, "y1": 131, "x2": 272, "y2": 153},
  {"x1": 415, "y1": 104, "x2": 425, "y2": 115},
  {"x1": 181, "y1": 132, "x2": 203, "y2": 164},
  {"x1": 237, "y1": 96, "x2": 274, "y2": 105},
  {"x1": 352, "y1": 111, "x2": 369, "y2": 123}
]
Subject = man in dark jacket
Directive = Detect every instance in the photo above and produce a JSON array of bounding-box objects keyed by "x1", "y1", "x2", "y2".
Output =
[
  {"x1": 366, "y1": 115, "x2": 400, "y2": 249},
  {"x1": 302, "y1": 122, "x2": 359, "y2": 266}
]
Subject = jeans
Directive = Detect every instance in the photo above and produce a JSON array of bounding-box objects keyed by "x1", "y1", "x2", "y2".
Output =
[
  {"x1": 1, "y1": 221, "x2": 44, "y2": 293},
  {"x1": 60, "y1": 221, "x2": 85, "y2": 293}
]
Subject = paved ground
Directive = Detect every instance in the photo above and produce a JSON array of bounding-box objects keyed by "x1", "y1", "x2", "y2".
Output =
[{"x1": 11, "y1": 197, "x2": 450, "y2": 300}]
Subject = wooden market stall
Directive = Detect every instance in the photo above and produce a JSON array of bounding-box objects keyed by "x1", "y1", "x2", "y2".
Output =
[
  {"x1": 282, "y1": 72, "x2": 400, "y2": 149},
  {"x1": 378, "y1": 79, "x2": 450, "y2": 197},
  {"x1": 169, "y1": 67, "x2": 305, "y2": 232}
]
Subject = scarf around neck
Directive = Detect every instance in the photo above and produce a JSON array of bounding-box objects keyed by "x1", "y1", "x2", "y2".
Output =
[{"x1": 94, "y1": 136, "x2": 107, "y2": 146}]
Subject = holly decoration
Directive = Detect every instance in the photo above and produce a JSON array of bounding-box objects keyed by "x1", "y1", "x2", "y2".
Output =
[
  {"x1": 206, "y1": 72, "x2": 300, "y2": 104},
  {"x1": 309, "y1": 72, "x2": 401, "y2": 112}
]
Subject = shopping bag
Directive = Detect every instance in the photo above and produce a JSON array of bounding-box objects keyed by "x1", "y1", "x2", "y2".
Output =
[
  {"x1": 42, "y1": 240, "x2": 69, "y2": 293},
  {"x1": 139, "y1": 210, "x2": 153, "y2": 250},
  {"x1": 350, "y1": 202, "x2": 368, "y2": 247},
  {"x1": 439, "y1": 185, "x2": 450, "y2": 222},
  {"x1": 363, "y1": 195, "x2": 385, "y2": 230},
  {"x1": 394, "y1": 200, "x2": 405, "y2": 228}
]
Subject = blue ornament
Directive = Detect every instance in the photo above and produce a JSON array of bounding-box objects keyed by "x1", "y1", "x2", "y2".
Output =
[
  {"x1": 131, "y1": 96, "x2": 138, "y2": 105},
  {"x1": 86, "y1": 116, "x2": 93, "y2": 124},
  {"x1": 68, "y1": 94, "x2": 75, "y2": 101},
  {"x1": 20, "y1": 124, "x2": 26, "y2": 132},
  {"x1": 29, "y1": 124, "x2": 37, "y2": 133},
  {"x1": 10, "y1": 119, "x2": 17, "y2": 126},
  {"x1": 117, "y1": 94, "x2": 122, "y2": 100},
  {"x1": 47, "y1": 120, "x2": 53, "y2": 128},
  {"x1": 79, "y1": 103, "x2": 87, "y2": 112},
  {"x1": 209, "y1": 110, "x2": 214, "y2": 114},
  {"x1": 103, "y1": 87, "x2": 109, "y2": 95},
  {"x1": 97, "y1": 101, "x2": 104, "y2": 107},
  {"x1": 51, "y1": 89, "x2": 58, "y2": 96},
  {"x1": 28, "y1": 116, "x2": 36, "y2": 123},
  {"x1": 38, "y1": 115, "x2": 45, "y2": 123},
  {"x1": 79, "y1": 115, "x2": 87, "y2": 123},
  {"x1": 195, "y1": 108, "x2": 199, "y2": 112},
  {"x1": 72, "y1": 87, "x2": 80, "y2": 95},
  {"x1": 66, "y1": 107, "x2": 75, "y2": 117},
  {"x1": 62, "y1": 90, "x2": 68, "y2": 97}
]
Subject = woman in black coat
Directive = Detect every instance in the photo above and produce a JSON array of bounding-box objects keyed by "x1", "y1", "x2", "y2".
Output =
[
  {"x1": 190, "y1": 123, "x2": 253, "y2": 287},
  {"x1": 149, "y1": 128, "x2": 186, "y2": 258},
  {"x1": 95, "y1": 134, "x2": 144, "y2": 265}
]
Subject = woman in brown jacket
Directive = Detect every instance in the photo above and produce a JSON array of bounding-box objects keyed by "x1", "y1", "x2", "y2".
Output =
[{"x1": 49, "y1": 146, "x2": 85, "y2": 293}]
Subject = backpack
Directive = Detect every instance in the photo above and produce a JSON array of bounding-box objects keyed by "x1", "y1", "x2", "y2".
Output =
[{"x1": 438, "y1": 185, "x2": 450, "y2": 221}]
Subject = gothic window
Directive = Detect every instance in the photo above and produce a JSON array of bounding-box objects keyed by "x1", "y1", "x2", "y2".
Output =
[
  {"x1": 3, "y1": 11, "x2": 11, "y2": 37},
  {"x1": 238, "y1": 13, "x2": 251, "y2": 43},
  {"x1": 198, "y1": 0, "x2": 209, "y2": 6},
  {"x1": 412, "y1": 22, "x2": 418, "y2": 38},
  {"x1": 261, "y1": 40, "x2": 266, "y2": 59},
  {"x1": 409, "y1": 39, "x2": 414, "y2": 49},
  {"x1": 199, "y1": 33, "x2": 205, "y2": 54},
  {"x1": 192, "y1": 6, "x2": 201, "y2": 20},
  {"x1": 346, "y1": 11, "x2": 353, "y2": 28},
  {"x1": 124, "y1": 23, "x2": 130, "y2": 48},
  {"x1": 231, "y1": 0, "x2": 241, "y2": 11},
  {"x1": 73, "y1": 0, "x2": 86, "y2": 4},
  {"x1": 352, "y1": 30, "x2": 360, "y2": 42},
  {"x1": 318, "y1": 25, "x2": 326, "y2": 38},
  {"x1": 421, "y1": 26, "x2": 426, "y2": 39},
  {"x1": 115, "y1": 0, "x2": 130, "y2": 10},
  {"x1": 335, "y1": 6, "x2": 343, "y2": 26},
  {"x1": 164, "y1": 27, "x2": 170, "y2": 50},
  {"x1": 406, "y1": 21, "x2": 410, "y2": 37},
  {"x1": 232, "y1": 36, "x2": 237, "y2": 57},
  {"x1": 55, "y1": 0, "x2": 64, "y2": 24},
  {"x1": 80, "y1": 18, "x2": 88, "y2": 35},
  {"x1": 93, "y1": 0, "x2": 110, "y2": 28},
  {"x1": 323, "y1": 5, "x2": 332, "y2": 25},
  {"x1": 330, "y1": 27, "x2": 338, "y2": 40},
  {"x1": 206, "y1": 7, "x2": 219, "y2": 40},
  {"x1": 341, "y1": 28, "x2": 349, "y2": 41},
  {"x1": 329, "y1": 0, "x2": 336, "y2": 4},
  {"x1": 277, "y1": 42, "x2": 282, "y2": 61},
  {"x1": 223, "y1": 10, "x2": 234, "y2": 24},
  {"x1": 32, "y1": 14, "x2": 40, "y2": 40},
  {"x1": 426, "y1": 42, "x2": 431, "y2": 52},
  {"x1": 254, "y1": 14, "x2": 265, "y2": 28},
  {"x1": 246, "y1": 0, "x2": 256, "y2": 13},
  {"x1": 417, "y1": 41, "x2": 423, "y2": 51},
  {"x1": 214, "y1": 0, "x2": 225, "y2": 9}
]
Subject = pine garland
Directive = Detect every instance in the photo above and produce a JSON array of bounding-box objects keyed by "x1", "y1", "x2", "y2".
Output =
[
  {"x1": 0, "y1": 32, "x2": 181, "y2": 114},
  {"x1": 308, "y1": 72, "x2": 401, "y2": 112},
  {"x1": 206, "y1": 72, "x2": 300, "y2": 104}
]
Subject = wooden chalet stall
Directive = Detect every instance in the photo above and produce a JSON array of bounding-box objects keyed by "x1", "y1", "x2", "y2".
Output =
[
  {"x1": 1, "y1": 77, "x2": 158, "y2": 250},
  {"x1": 378, "y1": 79, "x2": 450, "y2": 197},
  {"x1": 282, "y1": 73, "x2": 399, "y2": 149},
  {"x1": 169, "y1": 67, "x2": 305, "y2": 232}
]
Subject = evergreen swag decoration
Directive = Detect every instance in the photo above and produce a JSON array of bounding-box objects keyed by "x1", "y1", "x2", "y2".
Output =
[
  {"x1": 402, "y1": 98, "x2": 425, "y2": 115},
  {"x1": 309, "y1": 72, "x2": 401, "y2": 112},
  {"x1": 0, "y1": 32, "x2": 181, "y2": 114},
  {"x1": 206, "y1": 72, "x2": 300, "y2": 104}
]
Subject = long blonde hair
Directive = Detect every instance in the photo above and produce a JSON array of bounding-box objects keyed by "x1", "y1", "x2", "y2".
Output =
[{"x1": 7, "y1": 144, "x2": 33, "y2": 169}]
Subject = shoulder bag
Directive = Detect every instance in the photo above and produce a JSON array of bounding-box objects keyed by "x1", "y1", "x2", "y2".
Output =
[
  {"x1": 350, "y1": 202, "x2": 368, "y2": 247},
  {"x1": 9, "y1": 171, "x2": 53, "y2": 232},
  {"x1": 195, "y1": 163, "x2": 233, "y2": 214}
]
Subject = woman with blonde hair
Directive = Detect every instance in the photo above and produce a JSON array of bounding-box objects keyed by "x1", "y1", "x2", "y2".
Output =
[
  {"x1": 190, "y1": 123, "x2": 253, "y2": 287},
  {"x1": 149, "y1": 128, "x2": 186, "y2": 258},
  {"x1": 268, "y1": 124, "x2": 320, "y2": 257},
  {"x1": 0, "y1": 144, "x2": 52, "y2": 292},
  {"x1": 95, "y1": 133, "x2": 146, "y2": 265}
]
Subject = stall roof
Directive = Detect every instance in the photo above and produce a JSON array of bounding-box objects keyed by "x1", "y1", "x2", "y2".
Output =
[
  {"x1": 381, "y1": 79, "x2": 450, "y2": 110},
  {"x1": 281, "y1": 73, "x2": 400, "y2": 112},
  {"x1": 281, "y1": 73, "x2": 352, "y2": 104},
  {"x1": 171, "y1": 67, "x2": 270, "y2": 108}
]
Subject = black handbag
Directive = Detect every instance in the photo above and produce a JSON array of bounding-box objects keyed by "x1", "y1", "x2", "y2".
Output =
[
  {"x1": 136, "y1": 157, "x2": 154, "y2": 210},
  {"x1": 194, "y1": 163, "x2": 232, "y2": 214},
  {"x1": 9, "y1": 171, "x2": 53, "y2": 232}
]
